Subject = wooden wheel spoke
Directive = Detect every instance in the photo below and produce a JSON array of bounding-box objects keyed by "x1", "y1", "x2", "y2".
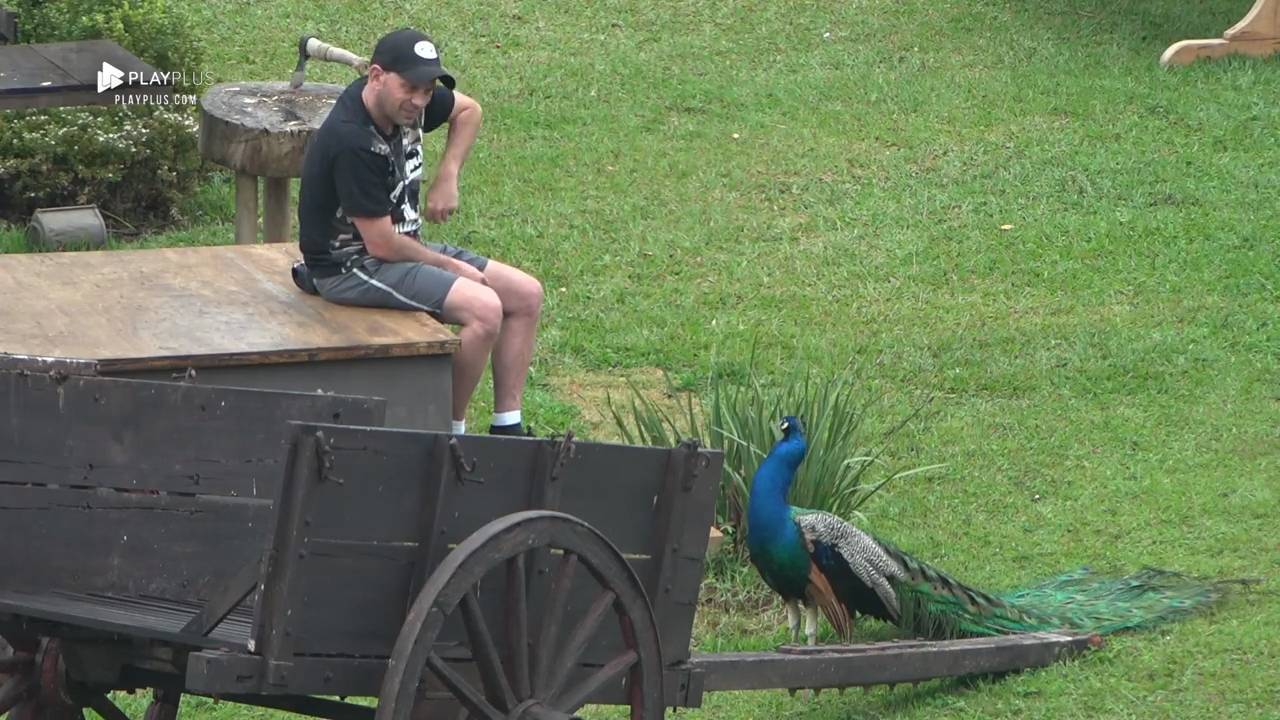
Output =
[
  {"x1": 532, "y1": 550, "x2": 579, "y2": 696},
  {"x1": 460, "y1": 589, "x2": 518, "y2": 711},
  {"x1": 549, "y1": 649, "x2": 638, "y2": 714},
  {"x1": 507, "y1": 551, "x2": 532, "y2": 699},
  {"x1": 85, "y1": 693, "x2": 131, "y2": 720},
  {"x1": 425, "y1": 653, "x2": 505, "y2": 720},
  {"x1": 543, "y1": 589, "x2": 617, "y2": 701}
]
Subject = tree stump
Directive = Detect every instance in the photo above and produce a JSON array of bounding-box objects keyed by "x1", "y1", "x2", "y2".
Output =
[{"x1": 199, "y1": 81, "x2": 345, "y2": 244}]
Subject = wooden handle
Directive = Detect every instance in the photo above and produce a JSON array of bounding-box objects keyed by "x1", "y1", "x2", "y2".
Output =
[{"x1": 304, "y1": 37, "x2": 368, "y2": 73}]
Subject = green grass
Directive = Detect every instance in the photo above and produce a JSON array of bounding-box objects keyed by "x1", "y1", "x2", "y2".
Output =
[{"x1": 5, "y1": 0, "x2": 1279, "y2": 717}]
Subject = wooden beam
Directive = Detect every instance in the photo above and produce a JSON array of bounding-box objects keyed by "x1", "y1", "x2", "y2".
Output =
[
  {"x1": 690, "y1": 632, "x2": 1100, "y2": 693},
  {"x1": 234, "y1": 172, "x2": 259, "y2": 244},
  {"x1": 262, "y1": 177, "x2": 291, "y2": 243}
]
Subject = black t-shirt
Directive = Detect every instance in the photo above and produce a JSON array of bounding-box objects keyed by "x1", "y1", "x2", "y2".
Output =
[{"x1": 298, "y1": 76, "x2": 455, "y2": 276}]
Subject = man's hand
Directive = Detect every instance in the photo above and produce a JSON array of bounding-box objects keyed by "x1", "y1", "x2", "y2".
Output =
[
  {"x1": 425, "y1": 174, "x2": 459, "y2": 223},
  {"x1": 448, "y1": 258, "x2": 487, "y2": 285},
  {"x1": 425, "y1": 92, "x2": 482, "y2": 224}
]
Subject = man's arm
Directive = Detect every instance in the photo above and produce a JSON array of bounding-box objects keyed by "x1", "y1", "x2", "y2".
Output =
[
  {"x1": 425, "y1": 91, "x2": 482, "y2": 224},
  {"x1": 352, "y1": 215, "x2": 486, "y2": 284}
]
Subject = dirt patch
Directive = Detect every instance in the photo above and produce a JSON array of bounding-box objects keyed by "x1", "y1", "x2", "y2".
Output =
[{"x1": 547, "y1": 367, "x2": 702, "y2": 441}]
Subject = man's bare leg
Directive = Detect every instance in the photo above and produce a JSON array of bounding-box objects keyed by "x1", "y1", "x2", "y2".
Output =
[
  {"x1": 480, "y1": 261, "x2": 544, "y2": 414},
  {"x1": 439, "y1": 278, "x2": 503, "y2": 424}
]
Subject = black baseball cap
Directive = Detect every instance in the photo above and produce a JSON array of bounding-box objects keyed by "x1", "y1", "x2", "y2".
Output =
[{"x1": 370, "y1": 28, "x2": 456, "y2": 89}]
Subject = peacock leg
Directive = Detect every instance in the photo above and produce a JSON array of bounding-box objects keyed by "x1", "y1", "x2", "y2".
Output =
[
  {"x1": 786, "y1": 601, "x2": 802, "y2": 643},
  {"x1": 804, "y1": 604, "x2": 819, "y2": 645}
]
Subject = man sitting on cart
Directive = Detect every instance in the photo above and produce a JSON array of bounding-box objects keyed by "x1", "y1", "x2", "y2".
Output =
[{"x1": 295, "y1": 27, "x2": 542, "y2": 437}]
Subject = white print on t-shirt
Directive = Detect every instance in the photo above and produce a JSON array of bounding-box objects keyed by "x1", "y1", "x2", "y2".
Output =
[
  {"x1": 391, "y1": 133, "x2": 426, "y2": 235},
  {"x1": 405, "y1": 143, "x2": 423, "y2": 182}
]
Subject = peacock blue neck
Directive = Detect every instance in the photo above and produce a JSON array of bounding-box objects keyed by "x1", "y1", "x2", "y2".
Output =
[{"x1": 747, "y1": 433, "x2": 806, "y2": 545}]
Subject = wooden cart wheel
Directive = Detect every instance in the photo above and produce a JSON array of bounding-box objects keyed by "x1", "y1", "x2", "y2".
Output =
[
  {"x1": 141, "y1": 689, "x2": 181, "y2": 720},
  {"x1": 376, "y1": 511, "x2": 664, "y2": 720},
  {"x1": 0, "y1": 637, "x2": 131, "y2": 720},
  {"x1": 0, "y1": 635, "x2": 36, "y2": 716}
]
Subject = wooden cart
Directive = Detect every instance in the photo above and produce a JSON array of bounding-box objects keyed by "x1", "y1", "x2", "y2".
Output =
[{"x1": 0, "y1": 371, "x2": 1093, "y2": 720}]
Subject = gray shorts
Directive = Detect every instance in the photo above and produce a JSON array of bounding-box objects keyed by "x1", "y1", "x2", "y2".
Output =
[{"x1": 313, "y1": 244, "x2": 489, "y2": 317}]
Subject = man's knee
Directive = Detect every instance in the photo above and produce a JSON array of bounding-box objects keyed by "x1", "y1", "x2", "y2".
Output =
[
  {"x1": 445, "y1": 281, "x2": 503, "y2": 336},
  {"x1": 508, "y1": 275, "x2": 544, "y2": 317}
]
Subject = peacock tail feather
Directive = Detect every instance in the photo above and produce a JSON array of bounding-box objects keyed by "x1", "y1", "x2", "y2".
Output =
[{"x1": 885, "y1": 542, "x2": 1240, "y2": 639}]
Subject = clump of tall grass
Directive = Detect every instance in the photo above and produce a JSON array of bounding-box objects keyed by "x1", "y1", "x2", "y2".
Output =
[{"x1": 607, "y1": 362, "x2": 942, "y2": 552}]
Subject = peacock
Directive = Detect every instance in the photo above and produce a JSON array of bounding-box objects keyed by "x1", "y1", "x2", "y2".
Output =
[{"x1": 746, "y1": 415, "x2": 1240, "y2": 645}]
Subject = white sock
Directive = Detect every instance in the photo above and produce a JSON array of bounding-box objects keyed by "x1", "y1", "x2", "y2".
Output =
[
  {"x1": 492, "y1": 410, "x2": 522, "y2": 427},
  {"x1": 451, "y1": 420, "x2": 466, "y2": 434}
]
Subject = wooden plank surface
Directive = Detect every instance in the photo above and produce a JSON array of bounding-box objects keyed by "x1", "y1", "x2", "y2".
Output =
[
  {"x1": 0, "y1": 45, "x2": 78, "y2": 94},
  {"x1": 0, "y1": 244, "x2": 458, "y2": 370},
  {"x1": 0, "y1": 371, "x2": 386, "y2": 497},
  {"x1": 0, "y1": 485, "x2": 273, "y2": 600},
  {"x1": 0, "y1": 590, "x2": 251, "y2": 648},
  {"x1": 0, "y1": 372, "x2": 387, "y2": 602},
  {"x1": 0, "y1": 40, "x2": 160, "y2": 109}
]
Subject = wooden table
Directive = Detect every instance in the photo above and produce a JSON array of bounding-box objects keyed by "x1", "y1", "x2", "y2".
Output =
[
  {"x1": 1162, "y1": 0, "x2": 1280, "y2": 66},
  {"x1": 0, "y1": 244, "x2": 458, "y2": 430},
  {"x1": 0, "y1": 39, "x2": 166, "y2": 110}
]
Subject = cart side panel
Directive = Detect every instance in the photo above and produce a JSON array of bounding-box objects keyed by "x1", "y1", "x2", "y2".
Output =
[
  {"x1": 0, "y1": 486, "x2": 273, "y2": 599},
  {"x1": 252, "y1": 424, "x2": 720, "y2": 669},
  {"x1": 0, "y1": 371, "x2": 386, "y2": 498},
  {"x1": 0, "y1": 371, "x2": 386, "y2": 602}
]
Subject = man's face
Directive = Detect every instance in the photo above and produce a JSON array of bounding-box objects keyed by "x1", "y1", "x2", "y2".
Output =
[{"x1": 371, "y1": 67, "x2": 435, "y2": 126}]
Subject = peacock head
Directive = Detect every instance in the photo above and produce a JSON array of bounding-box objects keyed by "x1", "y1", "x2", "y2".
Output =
[
  {"x1": 756, "y1": 415, "x2": 807, "y2": 480},
  {"x1": 778, "y1": 415, "x2": 805, "y2": 440}
]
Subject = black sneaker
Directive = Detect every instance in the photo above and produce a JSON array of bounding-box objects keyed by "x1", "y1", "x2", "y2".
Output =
[
  {"x1": 489, "y1": 423, "x2": 534, "y2": 437},
  {"x1": 291, "y1": 261, "x2": 320, "y2": 295}
]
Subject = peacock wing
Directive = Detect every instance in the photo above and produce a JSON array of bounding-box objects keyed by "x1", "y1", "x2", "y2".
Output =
[{"x1": 795, "y1": 510, "x2": 906, "y2": 622}]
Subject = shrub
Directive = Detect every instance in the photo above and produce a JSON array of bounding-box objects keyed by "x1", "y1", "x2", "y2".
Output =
[
  {"x1": 0, "y1": 105, "x2": 202, "y2": 227},
  {"x1": 0, "y1": 0, "x2": 207, "y2": 228},
  {"x1": 9, "y1": 0, "x2": 203, "y2": 71}
]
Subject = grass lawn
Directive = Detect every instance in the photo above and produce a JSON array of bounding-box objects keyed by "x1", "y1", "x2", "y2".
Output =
[{"x1": 2, "y1": 0, "x2": 1276, "y2": 717}]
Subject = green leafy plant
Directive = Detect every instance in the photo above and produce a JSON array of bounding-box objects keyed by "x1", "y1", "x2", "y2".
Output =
[
  {"x1": 10, "y1": 0, "x2": 204, "y2": 71},
  {"x1": 0, "y1": 0, "x2": 207, "y2": 228},
  {"x1": 608, "y1": 360, "x2": 942, "y2": 551}
]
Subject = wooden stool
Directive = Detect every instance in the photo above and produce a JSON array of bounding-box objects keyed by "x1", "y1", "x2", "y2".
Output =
[
  {"x1": 1161, "y1": 0, "x2": 1280, "y2": 66},
  {"x1": 199, "y1": 81, "x2": 344, "y2": 244}
]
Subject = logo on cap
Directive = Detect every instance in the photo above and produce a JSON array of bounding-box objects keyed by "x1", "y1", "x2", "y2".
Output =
[{"x1": 414, "y1": 41, "x2": 438, "y2": 59}]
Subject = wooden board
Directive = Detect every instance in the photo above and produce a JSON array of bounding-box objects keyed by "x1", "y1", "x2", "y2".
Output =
[
  {"x1": 0, "y1": 39, "x2": 161, "y2": 110},
  {"x1": 0, "y1": 485, "x2": 274, "y2": 600},
  {"x1": 0, "y1": 372, "x2": 388, "y2": 601},
  {"x1": 0, "y1": 244, "x2": 458, "y2": 371},
  {"x1": 0, "y1": 590, "x2": 252, "y2": 648},
  {"x1": 1, "y1": 371, "x2": 387, "y2": 498}
]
